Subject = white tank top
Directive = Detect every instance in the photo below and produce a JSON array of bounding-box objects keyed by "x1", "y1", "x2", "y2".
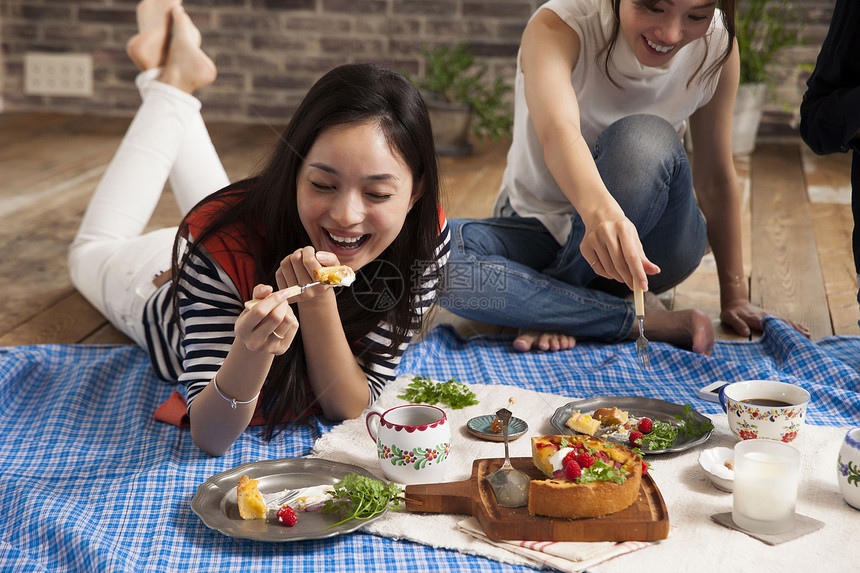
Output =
[{"x1": 497, "y1": 0, "x2": 730, "y2": 244}]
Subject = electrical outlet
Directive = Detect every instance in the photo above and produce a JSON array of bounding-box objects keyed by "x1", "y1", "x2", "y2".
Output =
[{"x1": 24, "y1": 52, "x2": 93, "y2": 97}]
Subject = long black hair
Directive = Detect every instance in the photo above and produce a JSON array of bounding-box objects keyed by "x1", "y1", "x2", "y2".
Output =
[
  {"x1": 170, "y1": 63, "x2": 442, "y2": 438},
  {"x1": 599, "y1": 0, "x2": 736, "y2": 88}
]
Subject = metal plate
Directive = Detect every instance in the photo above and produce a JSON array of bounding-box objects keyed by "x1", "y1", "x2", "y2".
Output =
[
  {"x1": 550, "y1": 396, "x2": 712, "y2": 454},
  {"x1": 190, "y1": 458, "x2": 386, "y2": 541},
  {"x1": 467, "y1": 415, "x2": 528, "y2": 442}
]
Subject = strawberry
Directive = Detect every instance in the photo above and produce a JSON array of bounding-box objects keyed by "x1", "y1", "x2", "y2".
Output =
[
  {"x1": 637, "y1": 417, "x2": 653, "y2": 433},
  {"x1": 277, "y1": 504, "x2": 298, "y2": 527},
  {"x1": 629, "y1": 430, "x2": 644, "y2": 447},
  {"x1": 641, "y1": 461, "x2": 649, "y2": 476},
  {"x1": 575, "y1": 452, "x2": 595, "y2": 469},
  {"x1": 565, "y1": 460, "x2": 582, "y2": 480}
]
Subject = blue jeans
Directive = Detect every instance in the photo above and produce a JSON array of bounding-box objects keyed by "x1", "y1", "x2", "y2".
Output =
[{"x1": 439, "y1": 114, "x2": 708, "y2": 342}]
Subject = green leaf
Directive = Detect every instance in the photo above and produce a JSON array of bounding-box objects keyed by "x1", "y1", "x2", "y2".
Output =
[
  {"x1": 736, "y1": 0, "x2": 804, "y2": 85},
  {"x1": 644, "y1": 419, "x2": 679, "y2": 450},
  {"x1": 321, "y1": 474, "x2": 403, "y2": 529},
  {"x1": 408, "y1": 44, "x2": 512, "y2": 139},
  {"x1": 397, "y1": 375, "x2": 479, "y2": 409},
  {"x1": 674, "y1": 403, "x2": 714, "y2": 440}
]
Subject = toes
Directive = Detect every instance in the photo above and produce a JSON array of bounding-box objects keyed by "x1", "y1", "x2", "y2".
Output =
[{"x1": 513, "y1": 330, "x2": 539, "y2": 352}]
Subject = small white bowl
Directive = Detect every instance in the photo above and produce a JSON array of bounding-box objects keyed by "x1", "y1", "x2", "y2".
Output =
[{"x1": 698, "y1": 447, "x2": 735, "y2": 492}]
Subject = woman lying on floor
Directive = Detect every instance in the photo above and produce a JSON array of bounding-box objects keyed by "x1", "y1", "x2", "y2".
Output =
[{"x1": 68, "y1": 0, "x2": 448, "y2": 456}]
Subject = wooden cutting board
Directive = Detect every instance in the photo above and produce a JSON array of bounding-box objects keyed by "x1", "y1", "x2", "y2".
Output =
[{"x1": 405, "y1": 457, "x2": 669, "y2": 542}]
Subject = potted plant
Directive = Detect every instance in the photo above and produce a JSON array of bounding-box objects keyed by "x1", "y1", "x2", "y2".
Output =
[
  {"x1": 733, "y1": 0, "x2": 802, "y2": 155},
  {"x1": 410, "y1": 44, "x2": 513, "y2": 156}
]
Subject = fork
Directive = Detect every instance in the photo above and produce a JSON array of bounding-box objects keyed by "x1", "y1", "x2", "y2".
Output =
[
  {"x1": 633, "y1": 284, "x2": 650, "y2": 370},
  {"x1": 244, "y1": 282, "x2": 344, "y2": 310},
  {"x1": 261, "y1": 488, "x2": 303, "y2": 510}
]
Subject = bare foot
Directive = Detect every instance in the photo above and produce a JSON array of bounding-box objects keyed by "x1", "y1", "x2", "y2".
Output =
[
  {"x1": 629, "y1": 292, "x2": 715, "y2": 355},
  {"x1": 126, "y1": 0, "x2": 180, "y2": 70},
  {"x1": 513, "y1": 329, "x2": 577, "y2": 352},
  {"x1": 159, "y1": 6, "x2": 217, "y2": 94}
]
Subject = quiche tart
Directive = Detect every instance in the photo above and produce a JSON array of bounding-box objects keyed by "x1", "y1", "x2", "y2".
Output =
[
  {"x1": 529, "y1": 435, "x2": 643, "y2": 519},
  {"x1": 313, "y1": 265, "x2": 355, "y2": 286},
  {"x1": 237, "y1": 475, "x2": 268, "y2": 520}
]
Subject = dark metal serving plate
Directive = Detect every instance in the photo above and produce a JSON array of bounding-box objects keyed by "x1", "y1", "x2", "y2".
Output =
[
  {"x1": 191, "y1": 457, "x2": 384, "y2": 541},
  {"x1": 550, "y1": 396, "x2": 712, "y2": 454}
]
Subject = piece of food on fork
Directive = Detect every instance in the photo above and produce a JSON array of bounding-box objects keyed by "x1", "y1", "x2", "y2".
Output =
[
  {"x1": 312, "y1": 264, "x2": 355, "y2": 286},
  {"x1": 244, "y1": 265, "x2": 355, "y2": 310}
]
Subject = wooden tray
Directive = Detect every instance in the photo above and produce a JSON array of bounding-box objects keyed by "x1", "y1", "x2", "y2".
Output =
[{"x1": 405, "y1": 457, "x2": 669, "y2": 542}]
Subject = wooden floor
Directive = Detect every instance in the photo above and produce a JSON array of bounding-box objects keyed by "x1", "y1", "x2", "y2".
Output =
[{"x1": 0, "y1": 111, "x2": 856, "y2": 348}]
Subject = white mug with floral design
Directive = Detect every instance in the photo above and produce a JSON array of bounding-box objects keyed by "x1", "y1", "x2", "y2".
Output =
[
  {"x1": 837, "y1": 427, "x2": 860, "y2": 509},
  {"x1": 719, "y1": 380, "x2": 809, "y2": 443},
  {"x1": 366, "y1": 404, "x2": 451, "y2": 485}
]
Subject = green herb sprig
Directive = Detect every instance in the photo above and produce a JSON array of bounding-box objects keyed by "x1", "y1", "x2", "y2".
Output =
[
  {"x1": 397, "y1": 375, "x2": 479, "y2": 409},
  {"x1": 641, "y1": 403, "x2": 713, "y2": 450},
  {"x1": 642, "y1": 419, "x2": 679, "y2": 451},
  {"x1": 321, "y1": 474, "x2": 403, "y2": 529},
  {"x1": 577, "y1": 456, "x2": 628, "y2": 485},
  {"x1": 675, "y1": 403, "x2": 714, "y2": 439}
]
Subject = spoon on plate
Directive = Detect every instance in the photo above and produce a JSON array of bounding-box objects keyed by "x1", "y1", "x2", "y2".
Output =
[{"x1": 485, "y1": 408, "x2": 530, "y2": 507}]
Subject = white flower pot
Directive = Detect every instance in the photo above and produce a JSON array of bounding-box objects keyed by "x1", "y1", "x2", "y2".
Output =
[{"x1": 732, "y1": 82, "x2": 766, "y2": 156}]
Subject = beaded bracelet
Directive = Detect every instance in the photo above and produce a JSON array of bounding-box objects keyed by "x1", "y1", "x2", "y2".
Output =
[{"x1": 211, "y1": 375, "x2": 259, "y2": 410}]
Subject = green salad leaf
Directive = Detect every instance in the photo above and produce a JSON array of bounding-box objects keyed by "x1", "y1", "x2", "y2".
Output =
[
  {"x1": 642, "y1": 419, "x2": 678, "y2": 450},
  {"x1": 675, "y1": 403, "x2": 714, "y2": 439},
  {"x1": 321, "y1": 473, "x2": 403, "y2": 529},
  {"x1": 643, "y1": 403, "x2": 713, "y2": 451},
  {"x1": 397, "y1": 375, "x2": 479, "y2": 409}
]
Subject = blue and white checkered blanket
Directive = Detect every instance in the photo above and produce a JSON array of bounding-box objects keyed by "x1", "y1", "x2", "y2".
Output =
[{"x1": 1, "y1": 316, "x2": 858, "y2": 572}]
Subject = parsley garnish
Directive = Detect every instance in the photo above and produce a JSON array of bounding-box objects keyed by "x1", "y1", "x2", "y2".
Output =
[
  {"x1": 398, "y1": 375, "x2": 479, "y2": 409},
  {"x1": 577, "y1": 457, "x2": 628, "y2": 484},
  {"x1": 675, "y1": 403, "x2": 714, "y2": 439},
  {"x1": 321, "y1": 473, "x2": 403, "y2": 529},
  {"x1": 642, "y1": 403, "x2": 713, "y2": 450},
  {"x1": 643, "y1": 419, "x2": 678, "y2": 450}
]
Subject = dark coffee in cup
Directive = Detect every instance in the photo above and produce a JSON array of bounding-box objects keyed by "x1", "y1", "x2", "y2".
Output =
[
  {"x1": 740, "y1": 398, "x2": 793, "y2": 407},
  {"x1": 720, "y1": 380, "x2": 809, "y2": 442}
]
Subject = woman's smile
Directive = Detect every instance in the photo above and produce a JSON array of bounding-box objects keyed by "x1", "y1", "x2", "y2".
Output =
[
  {"x1": 323, "y1": 229, "x2": 370, "y2": 253},
  {"x1": 644, "y1": 37, "x2": 675, "y2": 55}
]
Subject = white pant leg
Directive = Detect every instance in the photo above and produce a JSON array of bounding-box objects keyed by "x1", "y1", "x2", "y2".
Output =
[
  {"x1": 70, "y1": 228, "x2": 177, "y2": 347},
  {"x1": 135, "y1": 69, "x2": 230, "y2": 214},
  {"x1": 68, "y1": 72, "x2": 227, "y2": 346}
]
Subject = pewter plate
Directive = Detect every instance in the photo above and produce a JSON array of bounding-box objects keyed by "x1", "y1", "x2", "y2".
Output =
[
  {"x1": 191, "y1": 458, "x2": 385, "y2": 541},
  {"x1": 550, "y1": 396, "x2": 713, "y2": 454}
]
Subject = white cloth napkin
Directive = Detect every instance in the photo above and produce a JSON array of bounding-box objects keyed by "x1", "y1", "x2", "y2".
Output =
[
  {"x1": 456, "y1": 517, "x2": 653, "y2": 572},
  {"x1": 310, "y1": 374, "x2": 653, "y2": 571}
]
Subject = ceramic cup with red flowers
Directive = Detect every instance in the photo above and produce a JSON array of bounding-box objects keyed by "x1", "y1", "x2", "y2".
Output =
[
  {"x1": 366, "y1": 404, "x2": 451, "y2": 485},
  {"x1": 719, "y1": 380, "x2": 809, "y2": 443}
]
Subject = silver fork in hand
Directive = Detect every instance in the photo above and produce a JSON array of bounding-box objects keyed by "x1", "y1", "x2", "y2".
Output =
[{"x1": 634, "y1": 284, "x2": 650, "y2": 370}]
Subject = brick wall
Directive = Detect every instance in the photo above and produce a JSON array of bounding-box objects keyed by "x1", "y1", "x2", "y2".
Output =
[
  {"x1": 0, "y1": 0, "x2": 839, "y2": 128},
  {"x1": 0, "y1": 0, "x2": 538, "y2": 123}
]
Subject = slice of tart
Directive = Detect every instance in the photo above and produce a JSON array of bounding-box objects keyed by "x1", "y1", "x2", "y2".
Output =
[
  {"x1": 592, "y1": 407, "x2": 629, "y2": 426},
  {"x1": 565, "y1": 410, "x2": 601, "y2": 436},
  {"x1": 313, "y1": 265, "x2": 355, "y2": 286},
  {"x1": 529, "y1": 435, "x2": 643, "y2": 519},
  {"x1": 237, "y1": 475, "x2": 268, "y2": 520}
]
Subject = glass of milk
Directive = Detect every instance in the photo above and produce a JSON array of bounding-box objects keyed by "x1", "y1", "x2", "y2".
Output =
[{"x1": 732, "y1": 439, "x2": 800, "y2": 534}]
